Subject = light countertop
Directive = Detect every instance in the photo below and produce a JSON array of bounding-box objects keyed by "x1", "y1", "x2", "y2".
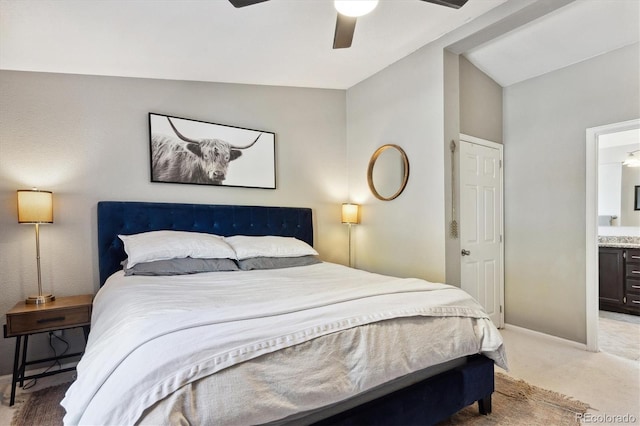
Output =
[{"x1": 598, "y1": 236, "x2": 640, "y2": 249}]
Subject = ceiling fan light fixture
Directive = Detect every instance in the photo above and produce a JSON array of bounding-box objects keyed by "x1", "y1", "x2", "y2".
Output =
[
  {"x1": 334, "y1": 0, "x2": 378, "y2": 17},
  {"x1": 623, "y1": 151, "x2": 640, "y2": 167}
]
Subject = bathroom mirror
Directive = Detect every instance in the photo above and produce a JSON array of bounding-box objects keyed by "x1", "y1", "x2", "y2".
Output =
[
  {"x1": 367, "y1": 144, "x2": 410, "y2": 201},
  {"x1": 598, "y1": 129, "x2": 640, "y2": 226}
]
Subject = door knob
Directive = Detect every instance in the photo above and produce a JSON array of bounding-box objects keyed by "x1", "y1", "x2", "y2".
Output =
[{"x1": 461, "y1": 249, "x2": 471, "y2": 256}]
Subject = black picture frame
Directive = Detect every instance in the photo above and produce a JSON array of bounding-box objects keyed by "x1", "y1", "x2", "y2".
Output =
[
  {"x1": 635, "y1": 185, "x2": 640, "y2": 211},
  {"x1": 148, "y1": 113, "x2": 276, "y2": 189}
]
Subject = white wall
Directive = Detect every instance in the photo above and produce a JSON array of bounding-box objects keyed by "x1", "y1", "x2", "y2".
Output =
[
  {"x1": 0, "y1": 71, "x2": 347, "y2": 375},
  {"x1": 503, "y1": 43, "x2": 640, "y2": 343},
  {"x1": 598, "y1": 163, "x2": 622, "y2": 218}
]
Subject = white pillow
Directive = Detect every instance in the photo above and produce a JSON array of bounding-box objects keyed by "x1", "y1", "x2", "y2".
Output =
[
  {"x1": 119, "y1": 231, "x2": 237, "y2": 268},
  {"x1": 224, "y1": 235, "x2": 318, "y2": 260}
]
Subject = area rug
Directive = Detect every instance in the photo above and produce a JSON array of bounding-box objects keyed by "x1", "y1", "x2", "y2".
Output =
[
  {"x1": 440, "y1": 373, "x2": 591, "y2": 425},
  {"x1": 10, "y1": 383, "x2": 66, "y2": 426},
  {"x1": 11, "y1": 373, "x2": 590, "y2": 425}
]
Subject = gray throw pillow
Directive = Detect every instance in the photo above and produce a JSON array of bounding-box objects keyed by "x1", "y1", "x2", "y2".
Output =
[
  {"x1": 237, "y1": 255, "x2": 321, "y2": 271},
  {"x1": 122, "y1": 257, "x2": 238, "y2": 276}
]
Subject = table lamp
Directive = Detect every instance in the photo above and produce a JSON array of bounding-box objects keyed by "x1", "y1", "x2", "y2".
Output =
[
  {"x1": 17, "y1": 189, "x2": 55, "y2": 304},
  {"x1": 341, "y1": 203, "x2": 360, "y2": 267}
]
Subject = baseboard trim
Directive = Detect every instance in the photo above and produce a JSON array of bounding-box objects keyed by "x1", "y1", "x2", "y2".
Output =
[{"x1": 504, "y1": 323, "x2": 588, "y2": 351}]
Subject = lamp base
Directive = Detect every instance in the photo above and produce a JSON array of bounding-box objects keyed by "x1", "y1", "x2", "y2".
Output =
[{"x1": 25, "y1": 294, "x2": 55, "y2": 305}]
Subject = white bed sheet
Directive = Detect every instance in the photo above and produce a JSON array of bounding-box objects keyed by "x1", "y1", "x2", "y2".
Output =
[
  {"x1": 138, "y1": 321, "x2": 478, "y2": 426},
  {"x1": 61, "y1": 262, "x2": 507, "y2": 425}
]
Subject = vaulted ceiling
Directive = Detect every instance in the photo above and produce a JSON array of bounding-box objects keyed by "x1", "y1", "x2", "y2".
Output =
[
  {"x1": 465, "y1": 0, "x2": 639, "y2": 86},
  {"x1": 0, "y1": 0, "x2": 638, "y2": 89}
]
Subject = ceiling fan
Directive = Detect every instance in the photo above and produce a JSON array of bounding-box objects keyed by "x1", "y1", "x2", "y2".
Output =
[{"x1": 228, "y1": 0, "x2": 469, "y2": 49}]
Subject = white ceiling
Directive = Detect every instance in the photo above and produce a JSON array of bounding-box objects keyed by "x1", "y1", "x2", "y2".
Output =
[
  {"x1": 600, "y1": 129, "x2": 640, "y2": 149},
  {"x1": 465, "y1": 0, "x2": 640, "y2": 87},
  {"x1": 0, "y1": 0, "x2": 638, "y2": 90},
  {"x1": 599, "y1": 129, "x2": 639, "y2": 164}
]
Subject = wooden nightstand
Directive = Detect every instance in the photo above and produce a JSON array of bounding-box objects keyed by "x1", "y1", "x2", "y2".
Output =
[{"x1": 4, "y1": 294, "x2": 93, "y2": 406}]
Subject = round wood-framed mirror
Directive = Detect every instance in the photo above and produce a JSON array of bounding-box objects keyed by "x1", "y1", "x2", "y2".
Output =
[{"x1": 367, "y1": 144, "x2": 410, "y2": 201}]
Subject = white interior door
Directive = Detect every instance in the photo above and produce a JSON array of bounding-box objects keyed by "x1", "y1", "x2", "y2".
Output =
[{"x1": 459, "y1": 135, "x2": 504, "y2": 327}]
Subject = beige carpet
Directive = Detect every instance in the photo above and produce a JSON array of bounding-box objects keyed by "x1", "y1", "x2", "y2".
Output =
[{"x1": 12, "y1": 373, "x2": 590, "y2": 426}]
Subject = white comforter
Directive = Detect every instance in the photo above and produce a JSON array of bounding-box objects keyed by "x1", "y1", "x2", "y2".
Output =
[{"x1": 62, "y1": 262, "x2": 507, "y2": 425}]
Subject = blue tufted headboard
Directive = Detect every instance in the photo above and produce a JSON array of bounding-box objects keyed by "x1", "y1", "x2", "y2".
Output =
[{"x1": 97, "y1": 201, "x2": 314, "y2": 286}]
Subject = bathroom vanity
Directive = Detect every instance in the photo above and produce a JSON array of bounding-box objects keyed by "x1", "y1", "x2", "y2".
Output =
[{"x1": 599, "y1": 237, "x2": 640, "y2": 316}]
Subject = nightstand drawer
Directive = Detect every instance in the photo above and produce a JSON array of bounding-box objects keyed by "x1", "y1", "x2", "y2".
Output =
[
  {"x1": 7, "y1": 306, "x2": 90, "y2": 336},
  {"x1": 5, "y1": 294, "x2": 93, "y2": 337},
  {"x1": 4, "y1": 294, "x2": 93, "y2": 406}
]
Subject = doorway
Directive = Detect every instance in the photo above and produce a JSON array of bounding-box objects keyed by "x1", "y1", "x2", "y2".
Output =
[
  {"x1": 586, "y1": 118, "x2": 640, "y2": 354},
  {"x1": 459, "y1": 134, "x2": 504, "y2": 328}
]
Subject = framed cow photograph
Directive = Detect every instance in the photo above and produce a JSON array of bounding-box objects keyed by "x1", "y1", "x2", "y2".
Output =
[{"x1": 148, "y1": 113, "x2": 276, "y2": 189}]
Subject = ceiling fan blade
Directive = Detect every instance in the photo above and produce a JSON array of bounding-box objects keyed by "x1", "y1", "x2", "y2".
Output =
[
  {"x1": 228, "y1": 0, "x2": 270, "y2": 8},
  {"x1": 420, "y1": 0, "x2": 469, "y2": 9},
  {"x1": 333, "y1": 14, "x2": 357, "y2": 49}
]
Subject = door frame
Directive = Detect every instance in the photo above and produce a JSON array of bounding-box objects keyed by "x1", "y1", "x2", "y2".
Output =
[
  {"x1": 459, "y1": 133, "x2": 505, "y2": 327},
  {"x1": 585, "y1": 118, "x2": 640, "y2": 352}
]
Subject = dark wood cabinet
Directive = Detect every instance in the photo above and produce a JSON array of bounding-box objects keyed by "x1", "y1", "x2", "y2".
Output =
[
  {"x1": 599, "y1": 247, "x2": 625, "y2": 309},
  {"x1": 624, "y1": 249, "x2": 640, "y2": 312},
  {"x1": 599, "y1": 247, "x2": 640, "y2": 315}
]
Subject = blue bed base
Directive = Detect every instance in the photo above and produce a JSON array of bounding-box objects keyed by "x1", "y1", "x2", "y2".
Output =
[
  {"x1": 96, "y1": 200, "x2": 494, "y2": 425},
  {"x1": 312, "y1": 354, "x2": 493, "y2": 425}
]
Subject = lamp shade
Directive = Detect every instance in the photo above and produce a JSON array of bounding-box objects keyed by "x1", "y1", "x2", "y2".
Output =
[
  {"x1": 17, "y1": 190, "x2": 53, "y2": 223},
  {"x1": 342, "y1": 203, "x2": 360, "y2": 224}
]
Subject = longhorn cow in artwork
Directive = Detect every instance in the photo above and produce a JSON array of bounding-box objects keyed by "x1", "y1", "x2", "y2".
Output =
[{"x1": 151, "y1": 116, "x2": 262, "y2": 185}]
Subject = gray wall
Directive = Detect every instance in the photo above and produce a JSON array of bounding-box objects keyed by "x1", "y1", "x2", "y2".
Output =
[
  {"x1": 503, "y1": 43, "x2": 640, "y2": 343},
  {"x1": 445, "y1": 52, "x2": 504, "y2": 287},
  {"x1": 0, "y1": 71, "x2": 347, "y2": 375},
  {"x1": 444, "y1": 50, "x2": 461, "y2": 286},
  {"x1": 346, "y1": 42, "x2": 446, "y2": 282},
  {"x1": 343, "y1": 45, "x2": 502, "y2": 286},
  {"x1": 459, "y1": 55, "x2": 503, "y2": 144},
  {"x1": 1, "y1": 32, "x2": 635, "y2": 380}
]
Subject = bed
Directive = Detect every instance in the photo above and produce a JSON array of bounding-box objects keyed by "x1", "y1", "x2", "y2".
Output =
[{"x1": 61, "y1": 201, "x2": 507, "y2": 425}]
